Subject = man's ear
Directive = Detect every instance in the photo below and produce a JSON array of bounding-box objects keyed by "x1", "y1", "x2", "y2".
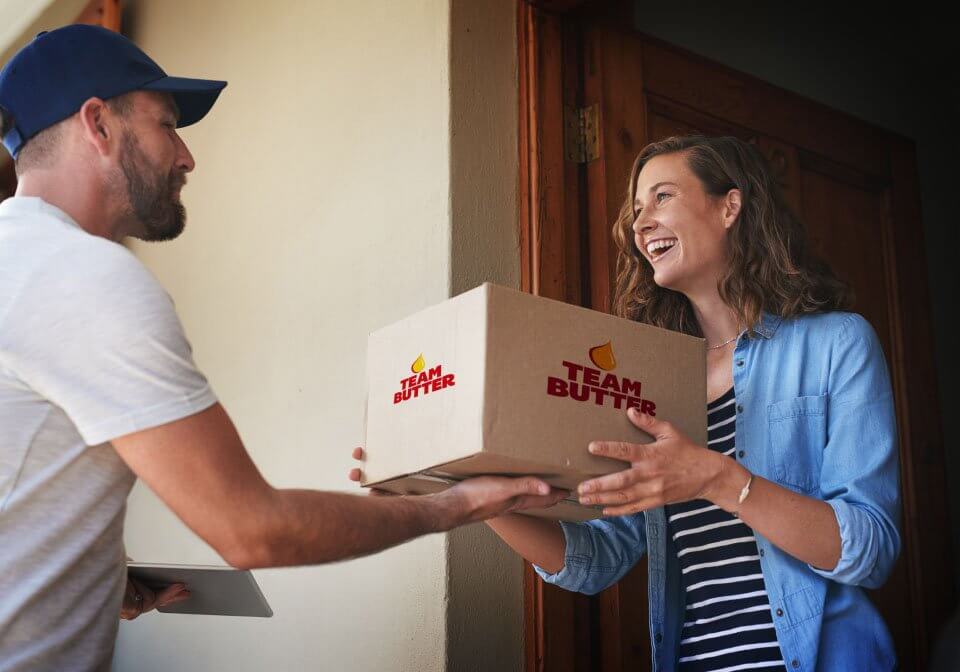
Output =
[
  {"x1": 722, "y1": 188, "x2": 742, "y2": 230},
  {"x1": 77, "y1": 97, "x2": 116, "y2": 156}
]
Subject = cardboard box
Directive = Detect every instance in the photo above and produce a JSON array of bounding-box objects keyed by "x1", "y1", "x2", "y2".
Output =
[{"x1": 362, "y1": 283, "x2": 706, "y2": 521}]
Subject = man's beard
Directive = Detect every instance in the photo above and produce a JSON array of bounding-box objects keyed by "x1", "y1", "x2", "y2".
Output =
[{"x1": 118, "y1": 132, "x2": 186, "y2": 242}]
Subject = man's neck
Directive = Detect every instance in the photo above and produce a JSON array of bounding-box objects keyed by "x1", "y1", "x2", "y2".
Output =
[{"x1": 16, "y1": 171, "x2": 122, "y2": 241}]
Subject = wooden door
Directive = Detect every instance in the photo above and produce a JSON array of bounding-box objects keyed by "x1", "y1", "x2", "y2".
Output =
[{"x1": 519, "y1": 1, "x2": 953, "y2": 670}]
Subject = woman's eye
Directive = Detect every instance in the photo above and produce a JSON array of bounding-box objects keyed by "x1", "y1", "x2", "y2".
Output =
[{"x1": 656, "y1": 192, "x2": 671, "y2": 203}]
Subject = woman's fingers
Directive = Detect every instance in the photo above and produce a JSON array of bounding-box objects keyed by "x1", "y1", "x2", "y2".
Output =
[
  {"x1": 600, "y1": 497, "x2": 661, "y2": 517},
  {"x1": 579, "y1": 481, "x2": 661, "y2": 507},
  {"x1": 348, "y1": 447, "x2": 364, "y2": 482},
  {"x1": 588, "y1": 440, "x2": 645, "y2": 463},
  {"x1": 578, "y1": 465, "x2": 645, "y2": 496},
  {"x1": 626, "y1": 407, "x2": 672, "y2": 440}
]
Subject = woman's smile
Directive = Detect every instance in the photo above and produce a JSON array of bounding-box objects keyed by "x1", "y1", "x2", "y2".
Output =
[{"x1": 644, "y1": 237, "x2": 679, "y2": 263}]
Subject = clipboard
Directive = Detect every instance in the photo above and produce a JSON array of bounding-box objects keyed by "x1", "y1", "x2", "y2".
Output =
[{"x1": 126, "y1": 562, "x2": 273, "y2": 618}]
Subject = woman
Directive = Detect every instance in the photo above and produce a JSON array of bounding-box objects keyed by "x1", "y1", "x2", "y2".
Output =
[{"x1": 485, "y1": 136, "x2": 900, "y2": 671}]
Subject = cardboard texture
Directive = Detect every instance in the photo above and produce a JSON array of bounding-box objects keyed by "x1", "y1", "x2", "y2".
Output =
[{"x1": 363, "y1": 283, "x2": 706, "y2": 521}]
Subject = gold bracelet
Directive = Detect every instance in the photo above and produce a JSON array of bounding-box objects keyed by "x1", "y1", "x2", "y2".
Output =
[{"x1": 737, "y1": 473, "x2": 754, "y2": 506}]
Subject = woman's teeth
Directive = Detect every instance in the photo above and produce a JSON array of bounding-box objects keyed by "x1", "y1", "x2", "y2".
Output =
[{"x1": 646, "y1": 238, "x2": 678, "y2": 259}]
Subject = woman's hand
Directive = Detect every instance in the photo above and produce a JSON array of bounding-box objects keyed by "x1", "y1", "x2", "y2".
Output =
[
  {"x1": 348, "y1": 447, "x2": 393, "y2": 496},
  {"x1": 577, "y1": 407, "x2": 726, "y2": 516},
  {"x1": 120, "y1": 577, "x2": 190, "y2": 620}
]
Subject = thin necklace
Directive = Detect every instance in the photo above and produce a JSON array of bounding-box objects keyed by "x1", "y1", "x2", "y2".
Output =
[{"x1": 706, "y1": 334, "x2": 738, "y2": 350}]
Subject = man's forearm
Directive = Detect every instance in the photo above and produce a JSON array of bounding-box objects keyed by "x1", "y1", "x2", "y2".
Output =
[{"x1": 231, "y1": 489, "x2": 455, "y2": 569}]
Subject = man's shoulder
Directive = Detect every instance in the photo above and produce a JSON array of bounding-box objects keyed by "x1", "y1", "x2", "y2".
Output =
[
  {"x1": 0, "y1": 221, "x2": 168, "y2": 334},
  {"x1": 8, "y1": 223, "x2": 158, "y2": 293}
]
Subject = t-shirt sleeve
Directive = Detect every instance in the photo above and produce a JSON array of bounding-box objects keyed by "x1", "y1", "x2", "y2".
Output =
[{"x1": 0, "y1": 238, "x2": 217, "y2": 445}]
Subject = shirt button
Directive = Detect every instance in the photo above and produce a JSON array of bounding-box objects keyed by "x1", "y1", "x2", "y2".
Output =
[
  {"x1": 654, "y1": 633, "x2": 662, "y2": 643},
  {"x1": 736, "y1": 359, "x2": 744, "y2": 367},
  {"x1": 776, "y1": 608, "x2": 784, "y2": 617},
  {"x1": 737, "y1": 404, "x2": 744, "y2": 413},
  {"x1": 738, "y1": 450, "x2": 745, "y2": 458},
  {"x1": 759, "y1": 548, "x2": 765, "y2": 557},
  {"x1": 791, "y1": 660, "x2": 800, "y2": 669}
]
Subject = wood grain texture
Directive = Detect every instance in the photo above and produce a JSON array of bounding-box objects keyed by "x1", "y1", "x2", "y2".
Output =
[{"x1": 520, "y1": 1, "x2": 951, "y2": 669}]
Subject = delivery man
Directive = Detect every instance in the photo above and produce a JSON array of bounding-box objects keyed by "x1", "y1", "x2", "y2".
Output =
[{"x1": 0, "y1": 25, "x2": 563, "y2": 671}]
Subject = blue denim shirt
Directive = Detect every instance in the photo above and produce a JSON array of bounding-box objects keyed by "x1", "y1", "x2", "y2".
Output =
[{"x1": 535, "y1": 311, "x2": 900, "y2": 671}]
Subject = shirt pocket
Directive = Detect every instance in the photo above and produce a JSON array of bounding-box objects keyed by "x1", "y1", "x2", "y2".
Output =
[{"x1": 767, "y1": 394, "x2": 828, "y2": 494}]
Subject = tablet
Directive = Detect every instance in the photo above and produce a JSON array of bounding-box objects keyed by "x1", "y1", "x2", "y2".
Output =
[{"x1": 126, "y1": 562, "x2": 273, "y2": 618}]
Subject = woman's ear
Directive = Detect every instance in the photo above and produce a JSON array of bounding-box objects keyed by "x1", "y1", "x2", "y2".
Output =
[{"x1": 722, "y1": 188, "x2": 742, "y2": 229}]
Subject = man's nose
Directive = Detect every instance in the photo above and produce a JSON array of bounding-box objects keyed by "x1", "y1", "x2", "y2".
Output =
[{"x1": 175, "y1": 134, "x2": 196, "y2": 173}]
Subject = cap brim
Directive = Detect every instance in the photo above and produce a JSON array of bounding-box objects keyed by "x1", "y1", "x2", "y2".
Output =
[{"x1": 141, "y1": 76, "x2": 227, "y2": 127}]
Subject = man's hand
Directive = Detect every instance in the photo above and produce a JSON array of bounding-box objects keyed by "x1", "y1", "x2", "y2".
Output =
[
  {"x1": 432, "y1": 475, "x2": 568, "y2": 530},
  {"x1": 112, "y1": 404, "x2": 567, "y2": 568},
  {"x1": 348, "y1": 446, "x2": 567, "y2": 530},
  {"x1": 120, "y1": 577, "x2": 190, "y2": 620}
]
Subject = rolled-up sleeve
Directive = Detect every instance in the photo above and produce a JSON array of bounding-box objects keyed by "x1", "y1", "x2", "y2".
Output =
[
  {"x1": 809, "y1": 314, "x2": 901, "y2": 588},
  {"x1": 534, "y1": 513, "x2": 647, "y2": 595}
]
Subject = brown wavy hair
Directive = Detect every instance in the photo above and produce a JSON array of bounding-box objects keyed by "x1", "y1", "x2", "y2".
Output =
[{"x1": 611, "y1": 135, "x2": 853, "y2": 337}]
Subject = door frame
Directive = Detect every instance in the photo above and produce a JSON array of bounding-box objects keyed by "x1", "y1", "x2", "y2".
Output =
[{"x1": 517, "y1": 1, "x2": 954, "y2": 669}]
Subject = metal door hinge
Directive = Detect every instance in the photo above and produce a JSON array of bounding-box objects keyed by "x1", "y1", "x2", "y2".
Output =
[{"x1": 564, "y1": 104, "x2": 599, "y2": 163}]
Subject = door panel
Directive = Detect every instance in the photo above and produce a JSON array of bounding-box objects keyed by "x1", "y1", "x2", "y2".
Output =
[{"x1": 520, "y1": 2, "x2": 951, "y2": 670}]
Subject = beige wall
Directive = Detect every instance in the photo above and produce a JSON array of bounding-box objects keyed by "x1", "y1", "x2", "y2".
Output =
[
  {"x1": 117, "y1": 1, "x2": 451, "y2": 670},
  {"x1": 0, "y1": 0, "x2": 88, "y2": 66},
  {"x1": 447, "y1": 1, "x2": 524, "y2": 670},
  {"x1": 114, "y1": 0, "x2": 521, "y2": 670}
]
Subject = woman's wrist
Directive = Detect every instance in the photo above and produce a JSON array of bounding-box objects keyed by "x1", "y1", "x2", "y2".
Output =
[{"x1": 703, "y1": 454, "x2": 752, "y2": 513}]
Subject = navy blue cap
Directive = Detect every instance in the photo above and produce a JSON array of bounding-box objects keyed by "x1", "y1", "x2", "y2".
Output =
[{"x1": 0, "y1": 24, "x2": 227, "y2": 158}]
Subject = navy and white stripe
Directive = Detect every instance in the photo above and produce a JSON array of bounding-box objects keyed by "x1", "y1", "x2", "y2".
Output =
[{"x1": 666, "y1": 387, "x2": 786, "y2": 671}]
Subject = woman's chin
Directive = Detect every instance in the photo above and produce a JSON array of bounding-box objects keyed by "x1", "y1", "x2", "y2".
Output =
[{"x1": 652, "y1": 270, "x2": 683, "y2": 292}]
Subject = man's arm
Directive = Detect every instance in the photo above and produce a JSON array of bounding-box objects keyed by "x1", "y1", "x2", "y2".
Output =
[{"x1": 112, "y1": 403, "x2": 563, "y2": 569}]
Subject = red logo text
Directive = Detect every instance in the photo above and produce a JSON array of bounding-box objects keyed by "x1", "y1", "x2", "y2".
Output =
[
  {"x1": 394, "y1": 364, "x2": 456, "y2": 404},
  {"x1": 547, "y1": 360, "x2": 656, "y2": 415}
]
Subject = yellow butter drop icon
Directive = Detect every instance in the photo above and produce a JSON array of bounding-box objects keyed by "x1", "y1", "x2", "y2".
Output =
[
  {"x1": 589, "y1": 341, "x2": 616, "y2": 371},
  {"x1": 411, "y1": 354, "x2": 426, "y2": 373}
]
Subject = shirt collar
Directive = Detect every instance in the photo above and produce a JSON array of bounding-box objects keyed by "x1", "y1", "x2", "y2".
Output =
[
  {"x1": 0, "y1": 196, "x2": 82, "y2": 230},
  {"x1": 754, "y1": 312, "x2": 782, "y2": 339}
]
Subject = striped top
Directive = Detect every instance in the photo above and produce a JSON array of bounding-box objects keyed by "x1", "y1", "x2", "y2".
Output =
[{"x1": 665, "y1": 388, "x2": 786, "y2": 671}]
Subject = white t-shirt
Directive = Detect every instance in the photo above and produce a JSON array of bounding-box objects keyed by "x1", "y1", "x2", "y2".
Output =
[{"x1": 0, "y1": 197, "x2": 217, "y2": 671}]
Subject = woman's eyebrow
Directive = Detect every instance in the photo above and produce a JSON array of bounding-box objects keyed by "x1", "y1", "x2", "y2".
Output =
[{"x1": 646, "y1": 181, "x2": 677, "y2": 193}]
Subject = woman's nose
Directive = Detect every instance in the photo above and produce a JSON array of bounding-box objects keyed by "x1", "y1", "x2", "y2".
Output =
[{"x1": 633, "y1": 213, "x2": 657, "y2": 236}]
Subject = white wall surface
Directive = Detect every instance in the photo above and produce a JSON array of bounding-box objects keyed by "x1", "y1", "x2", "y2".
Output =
[{"x1": 116, "y1": 1, "x2": 455, "y2": 670}]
